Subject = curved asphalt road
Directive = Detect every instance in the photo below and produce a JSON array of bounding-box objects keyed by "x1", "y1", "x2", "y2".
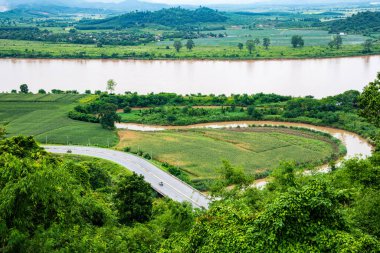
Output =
[{"x1": 43, "y1": 145, "x2": 210, "y2": 209}]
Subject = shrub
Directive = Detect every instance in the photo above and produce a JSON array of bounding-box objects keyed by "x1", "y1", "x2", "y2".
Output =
[{"x1": 123, "y1": 106, "x2": 132, "y2": 113}]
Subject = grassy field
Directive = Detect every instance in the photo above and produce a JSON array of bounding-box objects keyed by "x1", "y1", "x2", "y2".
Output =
[
  {"x1": 158, "y1": 28, "x2": 368, "y2": 47},
  {"x1": 0, "y1": 94, "x2": 118, "y2": 147},
  {"x1": 117, "y1": 127, "x2": 339, "y2": 180},
  {"x1": 1, "y1": 38, "x2": 379, "y2": 60}
]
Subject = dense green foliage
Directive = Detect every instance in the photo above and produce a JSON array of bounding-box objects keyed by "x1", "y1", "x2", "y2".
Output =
[
  {"x1": 359, "y1": 73, "x2": 380, "y2": 127},
  {"x1": 291, "y1": 35, "x2": 305, "y2": 48},
  {"x1": 19, "y1": 84, "x2": 29, "y2": 94},
  {"x1": 328, "y1": 11, "x2": 380, "y2": 34},
  {"x1": 115, "y1": 173, "x2": 153, "y2": 225},
  {"x1": 94, "y1": 92, "x2": 290, "y2": 108},
  {"x1": 69, "y1": 101, "x2": 121, "y2": 129},
  {"x1": 77, "y1": 7, "x2": 228, "y2": 30},
  {"x1": 0, "y1": 27, "x2": 155, "y2": 46},
  {"x1": 120, "y1": 106, "x2": 259, "y2": 125},
  {"x1": 163, "y1": 162, "x2": 380, "y2": 252},
  {"x1": 0, "y1": 135, "x2": 196, "y2": 252},
  {"x1": 0, "y1": 133, "x2": 379, "y2": 252}
]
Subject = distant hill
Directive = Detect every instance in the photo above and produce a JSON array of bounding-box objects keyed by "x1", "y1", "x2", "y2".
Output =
[
  {"x1": 0, "y1": 0, "x2": 168, "y2": 12},
  {"x1": 76, "y1": 7, "x2": 228, "y2": 30},
  {"x1": 0, "y1": 5, "x2": 111, "y2": 18},
  {"x1": 328, "y1": 11, "x2": 380, "y2": 34}
]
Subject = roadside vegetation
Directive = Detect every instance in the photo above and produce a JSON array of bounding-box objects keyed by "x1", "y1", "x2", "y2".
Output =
[
  {"x1": 0, "y1": 134, "x2": 196, "y2": 252},
  {"x1": 1, "y1": 128, "x2": 380, "y2": 251}
]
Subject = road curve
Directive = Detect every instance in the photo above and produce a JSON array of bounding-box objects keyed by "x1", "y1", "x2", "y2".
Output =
[{"x1": 43, "y1": 145, "x2": 211, "y2": 209}]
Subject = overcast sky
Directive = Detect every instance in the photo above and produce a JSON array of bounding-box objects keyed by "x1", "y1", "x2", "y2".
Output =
[
  {"x1": 85, "y1": 0, "x2": 369, "y2": 5},
  {"x1": 85, "y1": 0, "x2": 269, "y2": 4},
  {"x1": 144, "y1": 0, "x2": 267, "y2": 4}
]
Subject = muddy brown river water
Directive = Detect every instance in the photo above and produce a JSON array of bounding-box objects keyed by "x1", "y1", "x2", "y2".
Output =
[{"x1": 1, "y1": 56, "x2": 380, "y2": 97}]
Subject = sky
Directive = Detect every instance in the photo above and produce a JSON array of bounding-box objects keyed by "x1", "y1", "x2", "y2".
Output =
[
  {"x1": 144, "y1": 0, "x2": 267, "y2": 4},
  {"x1": 96, "y1": 0, "x2": 372, "y2": 4},
  {"x1": 84, "y1": 0, "x2": 269, "y2": 4}
]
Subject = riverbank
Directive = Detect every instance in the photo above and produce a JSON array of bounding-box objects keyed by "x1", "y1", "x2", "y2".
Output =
[{"x1": 1, "y1": 39, "x2": 379, "y2": 60}]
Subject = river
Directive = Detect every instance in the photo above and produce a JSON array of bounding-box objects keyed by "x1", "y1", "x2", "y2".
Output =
[{"x1": 1, "y1": 56, "x2": 380, "y2": 97}]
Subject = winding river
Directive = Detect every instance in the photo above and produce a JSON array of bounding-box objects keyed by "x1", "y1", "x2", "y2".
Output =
[{"x1": 1, "y1": 56, "x2": 380, "y2": 98}]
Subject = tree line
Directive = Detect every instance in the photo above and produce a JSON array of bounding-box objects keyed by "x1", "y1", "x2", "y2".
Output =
[{"x1": 0, "y1": 27, "x2": 155, "y2": 46}]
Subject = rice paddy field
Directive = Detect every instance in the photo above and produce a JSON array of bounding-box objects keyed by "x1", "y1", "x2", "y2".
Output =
[
  {"x1": 117, "y1": 127, "x2": 339, "y2": 180},
  {"x1": 0, "y1": 94, "x2": 118, "y2": 147}
]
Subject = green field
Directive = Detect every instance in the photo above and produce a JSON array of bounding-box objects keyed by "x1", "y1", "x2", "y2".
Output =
[
  {"x1": 157, "y1": 28, "x2": 368, "y2": 47},
  {"x1": 0, "y1": 94, "x2": 118, "y2": 147},
  {"x1": 117, "y1": 127, "x2": 339, "y2": 180},
  {"x1": 1, "y1": 37, "x2": 379, "y2": 60}
]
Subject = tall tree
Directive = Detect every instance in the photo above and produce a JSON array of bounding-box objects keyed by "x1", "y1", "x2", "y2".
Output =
[
  {"x1": 328, "y1": 34, "x2": 343, "y2": 49},
  {"x1": 98, "y1": 103, "x2": 121, "y2": 129},
  {"x1": 115, "y1": 173, "x2": 153, "y2": 225},
  {"x1": 106, "y1": 79, "x2": 117, "y2": 94},
  {"x1": 186, "y1": 39, "x2": 195, "y2": 51},
  {"x1": 363, "y1": 39, "x2": 373, "y2": 53},
  {"x1": 246, "y1": 40, "x2": 255, "y2": 54},
  {"x1": 263, "y1": 38, "x2": 271, "y2": 50},
  {"x1": 20, "y1": 84, "x2": 29, "y2": 94},
  {"x1": 358, "y1": 73, "x2": 380, "y2": 126},
  {"x1": 237, "y1": 42, "x2": 244, "y2": 50},
  {"x1": 254, "y1": 38, "x2": 261, "y2": 46},
  {"x1": 173, "y1": 41, "x2": 183, "y2": 53},
  {"x1": 291, "y1": 35, "x2": 304, "y2": 48}
]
